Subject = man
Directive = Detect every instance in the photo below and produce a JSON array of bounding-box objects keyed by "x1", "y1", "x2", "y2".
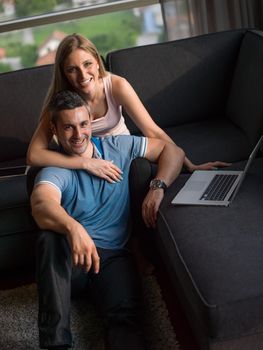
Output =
[{"x1": 31, "y1": 90, "x2": 184, "y2": 350}]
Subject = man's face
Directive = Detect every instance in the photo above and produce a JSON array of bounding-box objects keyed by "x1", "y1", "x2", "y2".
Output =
[{"x1": 52, "y1": 106, "x2": 92, "y2": 156}]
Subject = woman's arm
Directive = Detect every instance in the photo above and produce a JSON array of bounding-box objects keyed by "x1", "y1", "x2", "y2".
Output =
[
  {"x1": 112, "y1": 75, "x2": 230, "y2": 172},
  {"x1": 27, "y1": 112, "x2": 122, "y2": 182}
]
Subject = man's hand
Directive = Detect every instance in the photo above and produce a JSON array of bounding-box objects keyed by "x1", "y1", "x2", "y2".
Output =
[
  {"x1": 142, "y1": 189, "x2": 164, "y2": 228},
  {"x1": 142, "y1": 138, "x2": 184, "y2": 228},
  {"x1": 67, "y1": 222, "x2": 100, "y2": 273}
]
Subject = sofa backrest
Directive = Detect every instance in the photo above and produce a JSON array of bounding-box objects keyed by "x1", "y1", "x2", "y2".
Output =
[
  {"x1": 106, "y1": 29, "x2": 246, "y2": 134},
  {"x1": 226, "y1": 30, "x2": 263, "y2": 145},
  {"x1": 0, "y1": 64, "x2": 53, "y2": 165}
]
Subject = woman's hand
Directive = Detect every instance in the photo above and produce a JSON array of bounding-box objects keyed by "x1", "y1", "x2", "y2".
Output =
[
  {"x1": 188, "y1": 161, "x2": 232, "y2": 173},
  {"x1": 82, "y1": 158, "x2": 123, "y2": 183}
]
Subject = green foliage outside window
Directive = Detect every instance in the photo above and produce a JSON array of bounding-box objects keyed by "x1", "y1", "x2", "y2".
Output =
[
  {"x1": 20, "y1": 44, "x2": 38, "y2": 68},
  {"x1": 15, "y1": 0, "x2": 57, "y2": 17},
  {"x1": 0, "y1": 5, "x2": 145, "y2": 72},
  {"x1": 0, "y1": 62, "x2": 12, "y2": 73},
  {"x1": 32, "y1": 11, "x2": 140, "y2": 57}
]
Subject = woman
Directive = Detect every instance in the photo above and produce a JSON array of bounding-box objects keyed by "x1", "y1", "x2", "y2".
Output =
[{"x1": 27, "y1": 33, "x2": 229, "y2": 180}]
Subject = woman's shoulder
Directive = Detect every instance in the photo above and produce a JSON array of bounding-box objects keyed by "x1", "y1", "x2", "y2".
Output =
[
  {"x1": 102, "y1": 72, "x2": 123, "y2": 90},
  {"x1": 110, "y1": 74, "x2": 131, "y2": 98},
  {"x1": 109, "y1": 73, "x2": 127, "y2": 85}
]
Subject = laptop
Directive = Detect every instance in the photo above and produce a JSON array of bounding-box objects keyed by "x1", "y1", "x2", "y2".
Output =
[{"x1": 171, "y1": 135, "x2": 263, "y2": 207}]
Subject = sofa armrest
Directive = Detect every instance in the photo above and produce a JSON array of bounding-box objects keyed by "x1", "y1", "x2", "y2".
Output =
[
  {"x1": 0, "y1": 165, "x2": 27, "y2": 177},
  {"x1": 26, "y1": 166, "x2": 43, "y2": 198},
  {"x1": 129, "y1": 158, "x2": 153, "y2": 235}
]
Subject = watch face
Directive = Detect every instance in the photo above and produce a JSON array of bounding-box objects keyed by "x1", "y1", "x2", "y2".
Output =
[
  {"x1": 154, "y1": 180, "x2": 162, "y2": 188},
  {"x1": 150, "y1": 179, "x2": 167, "y2": 191}
]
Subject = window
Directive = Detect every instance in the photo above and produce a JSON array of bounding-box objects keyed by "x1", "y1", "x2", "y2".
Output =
[{"x1": 0, "y1": 0, "x2": 164, "y2": 73}]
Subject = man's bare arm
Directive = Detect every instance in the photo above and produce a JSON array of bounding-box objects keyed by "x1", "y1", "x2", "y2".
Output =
[
  {"x1": 31, "y1": 184, "x2": 100, "y2": 273},
  {"x1": 142, "y1": 138, "x2": 185, "y2": 228},
  {"x1": 145, "y1": 138, "x2": 184, "y2": 185}
]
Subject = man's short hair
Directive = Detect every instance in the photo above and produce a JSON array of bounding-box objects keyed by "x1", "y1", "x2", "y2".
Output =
[{"x1": 49, "y1": 90, "x2": 90, "y2": 124}]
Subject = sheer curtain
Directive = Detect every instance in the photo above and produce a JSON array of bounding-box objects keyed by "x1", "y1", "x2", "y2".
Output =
[{"x1": 161, "y1": 0, "x2": 263, "y2": 41}]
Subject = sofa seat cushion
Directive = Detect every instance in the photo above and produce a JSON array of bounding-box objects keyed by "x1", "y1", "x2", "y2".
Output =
[
  {"x1": 165, "y1": 117, "x2": 251, "y2": 165},
  {"x1": 0, "y1": 175, "x2": 37, "y2": 270},
  {"x1": 156, "y1": 157, "x2": 263, "y2": 342},
  {"x1": 0, "y1": 175, "x2": 28, "y2": 209},
  {"x1": 0, "y1": 175, "x2": 36, "y2": 236}
]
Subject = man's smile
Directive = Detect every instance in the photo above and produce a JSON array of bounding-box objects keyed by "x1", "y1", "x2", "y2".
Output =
[{"x1": 70, "y1": 137, "x2": 86, "y2": 146}]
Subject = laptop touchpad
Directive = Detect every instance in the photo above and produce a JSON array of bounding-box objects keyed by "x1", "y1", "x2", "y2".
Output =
[{"x1": 185, "y1": 181, "x2": 207, "y2": 191}]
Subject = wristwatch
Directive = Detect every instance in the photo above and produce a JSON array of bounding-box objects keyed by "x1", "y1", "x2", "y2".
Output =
[{"x1": 149, "y1": 179, "x2": 167, "y2": 192}]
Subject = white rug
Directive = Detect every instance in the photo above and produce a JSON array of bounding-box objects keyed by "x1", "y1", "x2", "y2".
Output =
[{"x1": 0, "y1": 275, "x2": 180, "y2": 350}]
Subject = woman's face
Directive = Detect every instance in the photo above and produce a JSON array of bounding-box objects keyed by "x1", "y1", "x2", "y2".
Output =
[{"x1": 63, "y1": 48, "x2": 100, "y2": 98}]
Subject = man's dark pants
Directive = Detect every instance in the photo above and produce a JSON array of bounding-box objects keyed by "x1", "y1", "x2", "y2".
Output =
[{"x1": 36, "y1": 230, "x2": 146, "y2": 349}]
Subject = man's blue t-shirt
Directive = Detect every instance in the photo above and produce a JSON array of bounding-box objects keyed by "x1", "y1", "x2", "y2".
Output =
[{"x1": 35, "y1": 135, "x2": 148, "y2": 250}]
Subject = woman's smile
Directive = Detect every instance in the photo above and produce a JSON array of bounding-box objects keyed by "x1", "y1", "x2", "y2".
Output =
[{"x1": 79, "y1": 77, "x2": 93, "y2": 86}]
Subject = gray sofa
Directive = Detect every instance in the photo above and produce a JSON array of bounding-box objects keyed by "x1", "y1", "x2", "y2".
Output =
[
  {"x1": 1, "y1": 28, "x2": 263, "y2": 349},
  {"x1": 0, "y1": 64, "x2": 53, "y2": 270},
  {"x1": 107, "y1": 28, "x2": 263, "y2": 350}
]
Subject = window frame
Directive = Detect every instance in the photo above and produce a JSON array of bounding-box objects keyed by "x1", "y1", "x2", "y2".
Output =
[{"x1": 0, "y1": 0, "x2": 161, "y2": 33}]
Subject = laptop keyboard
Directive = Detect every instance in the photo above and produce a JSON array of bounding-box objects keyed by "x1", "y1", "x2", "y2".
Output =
[{"x1": 200, "y1": 174, "x2": 239, "y2": 201}]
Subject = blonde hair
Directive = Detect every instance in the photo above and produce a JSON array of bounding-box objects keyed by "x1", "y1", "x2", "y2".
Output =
[{"x1": 41, "y1": 33, "x2": 107, "y2": 120}]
